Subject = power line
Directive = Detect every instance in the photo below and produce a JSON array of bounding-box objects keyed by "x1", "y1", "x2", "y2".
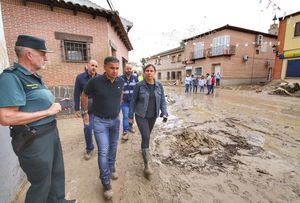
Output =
[{"x1": 106, "y1": 0, "x2": 115, "y2": 11}]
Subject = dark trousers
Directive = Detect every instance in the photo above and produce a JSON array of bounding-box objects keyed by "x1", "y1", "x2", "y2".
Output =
[
  {"x1": 185, "y1": 84, "x2": 189, "y2": 93},
  {"x1": 216, "y1": 79, "x2": 220, "y2": 86},
  {"x1": 193, "y1": 85, "x2": 198, "y2": 93},
  {"x1": 211, "y1": 84, "x2": 215, "y2": 94},
  {"x1": 13, "y1": 122, "x2": 65, "y2": 203},
  {"x1": 135, "y1": 115, "x2": 157, "y2": 149},
  {"x1": 207, "y1": 85, "x2": 212, "y2": 94},
  {"x1": 82, "y1": 112, "x2": 94, "y2": 153}
]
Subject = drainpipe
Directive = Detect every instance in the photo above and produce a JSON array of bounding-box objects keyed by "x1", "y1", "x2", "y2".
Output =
[{"x1": 250, "y1": 47, "x2": 256, "y2": 84}]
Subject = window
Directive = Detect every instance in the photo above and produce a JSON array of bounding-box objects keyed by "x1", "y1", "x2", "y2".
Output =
[
  {"x1": 295, "y1": 22, "x2": 300, "y2": 37},
  {"x1": 171, "y1": 71, "x2": 176, "y2": 80},
  {"x1": 167, "y1": 72, "x2": 170, "y2": 80},
  {"x1": 171, "y1": 55, "x2": 176, "y2": 63},
  {"x1": 158, "y1": 58, "x2": 161, "y2": 65},
  {"x1": 177, "y1": 54, "x2": 182, "y2": 62},
  {"x1": 195, "y1": 67, "x2": 202, "y2": 76},
  {"x1": 176, "y1": 71, "x2": 182, "y2": 80},
  {"x1": 212, "y1": 35, "x2": 230, "y2": 56},
  {"x1": 261, "y1": 42, "x2": 268, "y2": 52},
  {"x1": 158, "y1": 72, "x2": 162, "y2": 79},
  {"x1": 111, "y1": 47, "x2": 116, "y2": 57},
  {"x1": 194, "y1": 42, "x2": 204, "y2": 58},
  {"x1": 109, "y1": 40, "x2": 117, "y2": 57},
  {"x1": 55, "y1": 32, "x2": 92, "y2": 62},
  {"x1": 63, "y1": 40, "x2": 90, "y2": 62}
]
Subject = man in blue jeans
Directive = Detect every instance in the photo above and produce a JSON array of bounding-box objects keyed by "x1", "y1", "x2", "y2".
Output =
[
  {"x1": 74, "y1": 60, "x2": 98, "y2": 160},
  {"x1": 81, "y1": 56, "x2": 123, "y2": 200},
  {"x1": 206, "y1": 73, "x2": 212, "y2": 95},
  {"x1": 120, "y1": 63, "x2": 138, "y2": 141}
]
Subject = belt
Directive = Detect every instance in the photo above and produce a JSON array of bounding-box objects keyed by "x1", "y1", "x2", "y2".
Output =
[
  {"x1": 31, "y1": 120, "x2": 57, "y2": 135},
  {"x1": 95, "y1": 115, "x2": 118, "y2": 120},
  {"x1": 10, "y1": 120, "x2": 57, "y2": 155}
]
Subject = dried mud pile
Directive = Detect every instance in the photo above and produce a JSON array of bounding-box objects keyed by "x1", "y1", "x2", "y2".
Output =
[{"x1": 155, "y1": 117, "x2": 264, "y2": 173}]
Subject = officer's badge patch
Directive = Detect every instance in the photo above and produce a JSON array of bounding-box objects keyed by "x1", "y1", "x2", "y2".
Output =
[{"x1": 26, "y1": 84, "x2": 39, "y2": 89}]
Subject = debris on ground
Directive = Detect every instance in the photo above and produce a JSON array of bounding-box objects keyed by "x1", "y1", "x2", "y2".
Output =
[
  {"x1": 219, "y1": 80, "x2": 300, "y2": 97},
  {"x1": 256, "y1": 168, "x2": 271, "y2": 175},
  {"x1": 157, "y1": 117, "x2": 265, "y2": 172},
  {"x1": 269, "y1": 82, "x2": 300, "y2": 96},
  {"x1": 255, "y1": 88, "x2": 262, "y2": 93},
  {"x1": 165, "y1": 94, "x2": 176, "y2": 105}
]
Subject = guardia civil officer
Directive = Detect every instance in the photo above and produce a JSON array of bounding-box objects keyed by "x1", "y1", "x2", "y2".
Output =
[{"x1": 0, "y1": 35, "x2": 77, "y2": 203}]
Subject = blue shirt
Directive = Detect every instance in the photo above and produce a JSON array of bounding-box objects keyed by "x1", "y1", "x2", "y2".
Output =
[
  {"x1": 0, "y1": 63, "x2": 55, "y2": 127},
  {"x1": 120, "y1": 74, "x2": 138, "y2": 104},
  {"x1": 74, "y1": 70, "x2": 98, "y2": 112}
]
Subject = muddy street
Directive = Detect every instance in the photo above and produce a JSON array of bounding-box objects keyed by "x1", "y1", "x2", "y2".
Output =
[{"x1": 14, "y1": 86, "x2": 300, "y2": 203}]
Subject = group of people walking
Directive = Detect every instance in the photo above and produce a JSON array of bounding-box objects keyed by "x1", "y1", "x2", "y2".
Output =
[
  {"x1": 0, "y1": 35, "x2": 168, "y2": 202},
  {"x1": 184, "y1": 72, "x2": 221, "y2": 94}
]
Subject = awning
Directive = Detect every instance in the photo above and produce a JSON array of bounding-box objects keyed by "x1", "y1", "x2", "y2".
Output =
[
  {"x1": 279, "y1": 50, "x2": 300, "y2": 59},
  {"x1": 185, "y1": 66, "x2": 192, "y2": 70}
]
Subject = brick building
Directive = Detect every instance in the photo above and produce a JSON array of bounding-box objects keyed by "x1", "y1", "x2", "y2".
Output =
[
  {"x1": 183, "y1": 25, "x2": 278, "y2": 85},
  {"x1": 273, "y1": 11, "x2": 300, "y2": 79},
  {"x1": 148, "y1": 25, "x2": 277, "y2": 85},
  {"x1": 1, "y1": 0, "x2": 133, "y2": 87},
  {"x1": 147, "y1": 46, "x2": 184, "y2": 84}
]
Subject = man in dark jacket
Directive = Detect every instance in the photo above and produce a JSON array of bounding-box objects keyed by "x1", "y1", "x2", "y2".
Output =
[
  {"x1": 74, "y1": 59, "x2": 98, "y2": 160},
  {"x1": 120, "y1": 63, "x2": 138, "y2": 141}
]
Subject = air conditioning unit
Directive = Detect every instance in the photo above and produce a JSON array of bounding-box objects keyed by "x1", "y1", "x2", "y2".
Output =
[
  {"x1": 243, "y1": 55, "x2": 249, "y2": 61},
  {"x1": 255, "y1": 34, "x2": 263, "y2": 46}
]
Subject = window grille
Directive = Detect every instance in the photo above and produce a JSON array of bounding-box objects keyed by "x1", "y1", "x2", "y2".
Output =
[{"x1": 62, "y1": 40, "x2": 90, "y2": 62}]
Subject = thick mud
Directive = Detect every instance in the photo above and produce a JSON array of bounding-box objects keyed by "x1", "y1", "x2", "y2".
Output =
[{"x1": 14, "y1": 86, "x2": 300, "y2": 203}]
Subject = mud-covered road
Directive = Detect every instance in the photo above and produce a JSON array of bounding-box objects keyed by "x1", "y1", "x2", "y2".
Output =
[{"x1": 14, "y1": 86, "x2": 300, "y2": 203}]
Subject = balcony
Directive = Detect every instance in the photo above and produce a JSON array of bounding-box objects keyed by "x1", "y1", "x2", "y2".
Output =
[
  {"x1": 207, "y1": 45, "x2": 236, "y2": 57},
  {"x1": 188, "y1": 51, "x2": 206, "y2": 60}
]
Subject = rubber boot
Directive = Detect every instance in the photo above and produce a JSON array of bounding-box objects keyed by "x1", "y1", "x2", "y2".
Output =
[{"x1": 142, "y1": 148, "x2": 153, "y2": 175}]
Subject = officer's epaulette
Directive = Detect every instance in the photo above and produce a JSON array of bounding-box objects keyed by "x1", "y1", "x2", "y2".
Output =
[{"x1": 3, "y1": 66, "x2": 17, "y2": 72}]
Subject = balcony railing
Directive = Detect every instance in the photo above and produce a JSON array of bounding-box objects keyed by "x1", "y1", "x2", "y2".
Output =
[
  {"x1": 207, "y1": 45, "x2": 236, "y2": 57},
  {"x1": 188, "y1": 51, "x2": 205, "y2": 60}
]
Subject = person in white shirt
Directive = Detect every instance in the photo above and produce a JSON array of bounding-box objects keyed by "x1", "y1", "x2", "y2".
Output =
[
  {"x1": 206, "y1": 73, "x2": 212, "y2": 95},
  {"x1": 184, "y1": 75, "x2": 191, "y2": 93},
  {"x1": 198, "y1": 75, "x2": 206, "y2": 93}
]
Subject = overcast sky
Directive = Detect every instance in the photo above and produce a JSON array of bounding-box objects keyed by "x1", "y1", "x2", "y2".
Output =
[{"x1": 91, "y1": 0, "x2": 299, "y2": 64}]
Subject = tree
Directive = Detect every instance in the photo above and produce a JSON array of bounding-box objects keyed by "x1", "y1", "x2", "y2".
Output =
[{"x1": 140, "y1": 58, "x2": 146, "y2": 69}]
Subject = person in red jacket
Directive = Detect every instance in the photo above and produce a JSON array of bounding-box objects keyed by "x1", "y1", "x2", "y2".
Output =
[{"x1": 211, "y1": 73, "x2": 216, "y2": 94}]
